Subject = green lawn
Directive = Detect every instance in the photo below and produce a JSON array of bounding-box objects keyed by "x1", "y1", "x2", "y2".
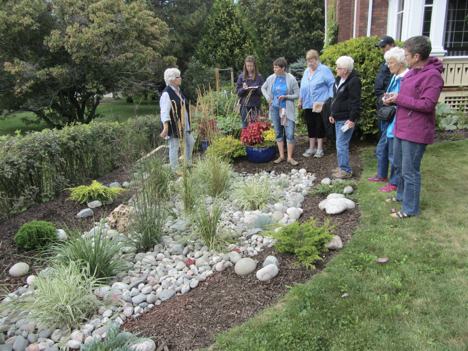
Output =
[
  {"x1": 0, "y1": 98, "x2": 160, "y2": 136},
  {"x1": 214, "y1": 139, "x2": 468, "y2": 351}
]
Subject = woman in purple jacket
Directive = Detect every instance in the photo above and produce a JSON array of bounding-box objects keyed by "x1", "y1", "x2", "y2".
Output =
[
  {"x1": 383, "y1": 36, "x2": 443, "y2": 218},
  {"x1": 236, "y1": 56, "x2": 265, "y2": 129}
]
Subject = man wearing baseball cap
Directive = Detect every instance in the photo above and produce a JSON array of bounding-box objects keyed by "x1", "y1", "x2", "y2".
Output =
[{"x1": 372, "y1": 35, "x2": 395, "y2": 158}]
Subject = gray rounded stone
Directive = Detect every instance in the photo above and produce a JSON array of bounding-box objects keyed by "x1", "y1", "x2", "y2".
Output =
[
  {"x1": 77, "y1": 208, "x2": 93, "y2": 218},
  {"x1": 272, "y1": 211, "x2": 284, "y2": 222},
  {"x1": 256, "y1": 264, "x2": 279, "y2": 281},
  {"x1": 131, "y1": 293, "x2": 147, "y2": 305},
  {"x1": 146, "y1": 294, "x2": 158, "y2": 304},
  {"x1": 324, "y1": 236, "x2": 343, "y2": 250},
  {"x1": 157, "y1": 290, "x2": 176, "y2": 302},
  {"x1": 228, "y1": 251, "x2": 242, "y2": 264},
  {"x1": 262, "y1": 256, "x2": 279, "y2": 267},
  {"x1": 234, "y1": 258, "x2": 257, "y2": 276},
  {"x1": 9, "y1": 263, "x2": 29, "y2": 277},
  {"x1": 12, "y1": 335, "x2": 28, "y2": 351},
  {"x1": 87, "y1": 200, "x2": 102, "y2": 209},
  {"x1": 130, "y1": 339, "x2": 156, "y2": 351},
  {"x1": 109, "y1": 182, "x2": 122, "y2": 188}
]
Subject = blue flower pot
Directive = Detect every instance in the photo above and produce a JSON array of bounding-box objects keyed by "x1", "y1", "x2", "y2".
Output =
[
  {"x1": 201, "y1": 140, "x2": 211, "y2": 153},
  {"x1": 245, "y1": 146, "x2": 276, "y2": 163}
]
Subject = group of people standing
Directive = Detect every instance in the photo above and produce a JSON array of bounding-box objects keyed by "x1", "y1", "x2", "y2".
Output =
[
  {"x1": 159, "y1": 34, "x2": 443, "y2": 218},
  {"x1": 236, "y1": 51, "x2": 361, "y2": 177}
]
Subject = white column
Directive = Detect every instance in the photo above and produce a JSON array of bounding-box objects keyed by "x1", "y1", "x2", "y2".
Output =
[
  {"x1": 403, "y1": 0, "x2": 425, "y2": 40},
  {"x1": 387, "y1": 0, "x2": 398, "y2": 38},
  {"x1": 430, "y1": 0, "x2": 448, "y2": 58}
]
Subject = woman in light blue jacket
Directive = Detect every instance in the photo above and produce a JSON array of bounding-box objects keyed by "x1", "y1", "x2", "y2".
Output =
[
  {"x1": 367, "y1": 47, "x2": 408, "y2": 192},
  {"x1": 261, "y1": 57, "x2": 300, "y2": 165},
  {"x1": 297, "y1": 50, "x2": 334, "y2": 158}
]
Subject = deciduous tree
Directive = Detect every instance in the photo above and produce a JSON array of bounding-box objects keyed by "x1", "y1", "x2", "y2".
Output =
[{"x1": 0, "y1": 0, "x2": 175, "y2": 127}]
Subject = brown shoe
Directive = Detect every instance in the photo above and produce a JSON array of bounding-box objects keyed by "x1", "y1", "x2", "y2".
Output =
[
  {"x1": 287, "y1": 158, "x2": 299, "y2": 166},
  {"x1": 274, "y1": 157, "x2": 285, "y2": 164},
  {"x1": 333, "y1": 169, "x2": 352, "y2": 179},
  {"x1": 331, "y1": 167, "x2": 341, "y2": 174}
]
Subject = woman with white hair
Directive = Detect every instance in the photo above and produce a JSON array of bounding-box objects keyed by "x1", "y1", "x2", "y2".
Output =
[
  {"x1": 328, "y1": 56, "x2": 361, "y2": 179},
  {"x1": 159, "y1": 68, "x2": 195, "y2": 172},
  {"x1": 368, "y1": 47, "x2": 408, "y2": 192}
]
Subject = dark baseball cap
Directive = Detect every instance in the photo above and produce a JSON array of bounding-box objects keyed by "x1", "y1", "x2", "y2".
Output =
[{"x1": 376, "y1": 36, "x2": 395, "y2": 47}]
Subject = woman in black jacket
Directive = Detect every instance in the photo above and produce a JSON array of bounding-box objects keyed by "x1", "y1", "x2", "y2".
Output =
[{"x1": 329, "y1": 56, "x2": 362, "y2": 179}]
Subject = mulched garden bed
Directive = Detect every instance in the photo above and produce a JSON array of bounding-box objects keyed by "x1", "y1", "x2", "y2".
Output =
[{"x1": 0, "y1": 134, "x2": 371, "y2": 350}]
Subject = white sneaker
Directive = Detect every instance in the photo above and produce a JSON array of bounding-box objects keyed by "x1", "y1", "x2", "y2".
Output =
[
  {"x1": 302, "y1": 148, "x2": 316, "y2": 157},
  {"x1": 314, "y1": 149, "x2": 324, "y2": 158}
]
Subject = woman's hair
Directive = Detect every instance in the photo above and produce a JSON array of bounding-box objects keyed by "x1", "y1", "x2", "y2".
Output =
[
  {"x1": 403, "y1": 36, "x2": 432, "y2": 60},
  {"x1": 306, "y1": 50, "x2": 319, "y2": 61},
  {"x1": 164, "y1": 68, "x2": 181, "y2": 86},
  {"x1": 273, "y1": 57, "x2": 288, "y2": 70},
  {"x1": 336, "y1": 56, "x2": 354, "y2": 71},
  {"x1": 384, "y1": 47, "x2": 408, "y2": 67},
  {"x1": 243, "y1": 55, "x2": 259, "y2": 81}
]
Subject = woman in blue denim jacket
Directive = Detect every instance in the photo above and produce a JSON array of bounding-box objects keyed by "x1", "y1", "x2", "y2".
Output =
[{"x1": 367, "y1": 47, "x2": 408, "y2": 193}]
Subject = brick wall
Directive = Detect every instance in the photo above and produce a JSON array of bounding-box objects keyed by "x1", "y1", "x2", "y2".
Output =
[{"x1": 333, "y1": 0, "x2": 388, "y2": 42}]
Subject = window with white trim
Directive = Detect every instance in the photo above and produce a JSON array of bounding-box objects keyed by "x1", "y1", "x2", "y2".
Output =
[
  {"x1": 444, "y1": 0, "x2": 468, "y2": 56},
  {"x1": 396, "y1": 0, "x2": 405, "y2": 41},
  {"x1": 422, "y1": 0, "x2": 433, "y2": 37}
]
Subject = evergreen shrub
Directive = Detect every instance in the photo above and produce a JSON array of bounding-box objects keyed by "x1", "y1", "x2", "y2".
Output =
[
  {"x1": 206, "y1": 135, "x2": 246, "y2": 162},
  {"x1": 14, "y1": 220, "x2": 57, "y2": 250},
  {"x1": 320, "y1": 36, "x2": 403, "y2": 139},
  {"x1": 65, "y1": 180, "x2": 125, "y2": 204}
]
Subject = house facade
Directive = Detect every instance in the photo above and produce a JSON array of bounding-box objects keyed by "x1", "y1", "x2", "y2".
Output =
[{"x1": 325, "y1": 0, "x2": 468, "y2": 108}]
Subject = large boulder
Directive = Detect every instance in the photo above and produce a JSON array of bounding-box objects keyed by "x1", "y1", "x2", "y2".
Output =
[{"x1": 108, "y1": 204, "x2": 135, "y2": 233}]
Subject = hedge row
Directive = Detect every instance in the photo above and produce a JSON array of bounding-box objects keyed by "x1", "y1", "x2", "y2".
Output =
[{"x1": 0, "y1": 116, "x2": 162, "y2": 220}]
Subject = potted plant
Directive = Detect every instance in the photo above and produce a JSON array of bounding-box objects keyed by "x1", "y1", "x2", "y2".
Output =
[
  {"x1": 198, "y1": 119, "x2": 221, "y2": 152},
  {"x1": 240, "y1": 121, "x2": 277, "y2": 163}
]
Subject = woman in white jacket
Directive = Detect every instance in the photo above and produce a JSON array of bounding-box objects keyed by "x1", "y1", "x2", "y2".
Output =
[{"x1": 261, "y1": 58, "x2": 300, "y2": 165}]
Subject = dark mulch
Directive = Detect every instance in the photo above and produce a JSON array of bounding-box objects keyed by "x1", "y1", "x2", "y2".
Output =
[{"x1": 0, "y1": 134, "x2": 366, "y2": 351}]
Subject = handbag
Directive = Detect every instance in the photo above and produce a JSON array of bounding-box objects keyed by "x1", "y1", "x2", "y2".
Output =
[
  {"x1": 377, "y1": 105, "x2": 396, "y2": 122},
  {"x1": 234, "y1": 98, "x2": 242, "y2": 114}
]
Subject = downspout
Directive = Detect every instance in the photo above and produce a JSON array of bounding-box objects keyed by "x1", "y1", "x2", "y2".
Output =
[
  {"x1": 353, "y1": 0, "x2": 358, "y2": 38},
  {"x1": 324, "y1": 0, "x2": 328, "y2": 44},
  {"x1": 367, "y1": 0, "x2": 373, "y2": 36}
]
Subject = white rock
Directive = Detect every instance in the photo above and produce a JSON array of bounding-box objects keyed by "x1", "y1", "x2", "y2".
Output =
[
  {"x1": 215, "y1": 262, "x2": 225, "y2": 272},
  {"x1": 26, "y1": 275, "x2": 37, "y2": 285},
  {"x1": 321, "y1": 178, "x2": 331, "y2": 185},
  {"x1": 327, "y1": 193, "x2": 345, "y2": 199},
  {"x1": 262, "y1": 256, "x2": 279, "y2": 267},
  {"x1": 57, "y1": 229, "x2": 67, "y2": 241},
  {"x1": 256, "y1": 264, "x2": 279, "y2": 281},
  {"x1": 87, "y1": 200, "x2": 102, "y2": 208},
  {"x1": 325, "y1": 198, "x2": 348, "y2": 214},
  {"x1": 343, "y1": 185, "x2": 354, "y2": 194},
  {"x1": 286, "y1": 207, "x2": 302, "y2": 220},
  {"x1": 228, "y1": 251, "x2": 242, "y2": 264},
  {"x1": 325, "y1": 236, "x2": 343, "y2": 250},
  {"x1": 343, "y1": 198, "x2": 356, "y2": 209},
  {"x1": 9, "y1": 262, "x2": 29, "y2": 277},
  {"x1": 130, "y1": 339, "x2": 156, "y2": 351},
  {"x1": 68, "y1": 340, "x2": 81, "y2": 349},
  {"x1": 272, "y1": 211, "x2": 283, "y2": 222},
  {"x1": 234, "y1": 258, "x2": 257, "y2": 276}
]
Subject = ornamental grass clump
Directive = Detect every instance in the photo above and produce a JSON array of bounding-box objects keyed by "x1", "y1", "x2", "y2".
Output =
[
  {"x1": 192, "y1": 198, "x2": 227, "y2": 250},
  {"x1": 65, "y1": 180, "x2": 125, "y2": 204},
  {"x1": 192, "y1": 155, "x2": 233, "y2": 198},
  {"x1": 1, "y1": 261, "x2": 104, "y2": 330},
  {"x1": 14, "y1": 220, "x2": 57, "y2": 250},
  {"x1": 267, "y1": 218, "x2": 336, "y2": 269},
  {"x1": 231, "y1": 175, "x2": 276, "y2": 210},
  {"x1": 48, "y1": 222, "x2": 130, "y2": 280}
]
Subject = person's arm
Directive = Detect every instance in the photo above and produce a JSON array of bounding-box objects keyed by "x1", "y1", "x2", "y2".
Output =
[
  {"x1": 159, "y1": 91, "x2": 171, "y2": 138},
  {"x1": 261, "y1": 77, "x2": 272, "y2": 104},
  {"x1": 394, "y1": 73, "x2": 444, "y2": 113},
  {"x1": 253, "y1": 74, "x2": 265, "y2": 96},
  {"x1": 347, "y1": 77, "x2": 362, "y2": 123},
  {"x1": 326, "y1": 67, "x2": 335, "y2": 98},
  {"x1": 286, "y1": 74, "x2": 299, "y2": 100},
  {"x1": 236, "y1": 74, "x2": 248, "y2": 97}
]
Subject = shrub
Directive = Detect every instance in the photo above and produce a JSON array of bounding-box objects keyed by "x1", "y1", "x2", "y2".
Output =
[
  {"x1": 82, "y1": 321, "x2": 143, "y2": 351},
  {"x1": 206, "y1": 135, "x2": 247, "y2": 162},
  {"x1": 216, "y1": 113, "x2": 243, "y2": 138},
  {"x1": 14, "y1": 221, "x2": 57, "y2": 250},
  {"x1": 0, "y1": 116, "x2": 161, "y2": 221},
  {"x1": 1, "y1": 262, "x2": 104, "y2": 329},
  {"x1": 240, "y1": 121, "x2": 275, "y2": 147},
  {"x1": 192, "y1": 198, "x2": 226, "y2": 250},
  {"x1": 65, "y1": 180, "x2": 125, "y2": 204},
  {"x1": 320, "y1": 36, "x2": 403, "y2": 139},
  {"x1": 250, "y1": 214, "x2": 275, "y2": 230},
  {"x1": 267, "y1": 218, "x2": 336, "y2": 269},
  {"x1": 231, "y1": 175, "x2": 276, "y2": 210},
  {"x1": 49, "y1": 222, "x2": 130, "y2": 280}
]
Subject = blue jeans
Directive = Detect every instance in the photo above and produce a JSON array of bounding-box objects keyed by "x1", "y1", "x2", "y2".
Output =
[
  {"x1": 393, "y1": 137, "x2": 427, "y2": 216},
  {"x1": 169, "y1": 131, "x2": 195, "y2": 169},
  {"x1": 241, "y1": 106, "x2": 260, "y2": 129},
  {"x1": 376, "y1": 133, "x2": 397, "y2": 185},
  {"x1": 270, "y1": 105, "x2": 295, "y2": 143},
  {"x1": 334, "y1": 120, "x2": 354, "y2": 173}
]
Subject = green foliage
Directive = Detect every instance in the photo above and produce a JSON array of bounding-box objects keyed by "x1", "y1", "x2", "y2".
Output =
[
  {"x1": 14, "y1": 220, "x2": 57, "y2": 251},
  {"x1": 192, "y1": 156, "x2": 233, "y2": 198},
  {"x1": 238, "y1": 0, "x2": 324, "y2": 70},
  {"x1": 192, "y1": 198, "x2": 226, "y2": 250},
  {"x1": 49, "y1": 222, "x2": 131, "y2": 280},
  {"x1": 0, "y1": 116, "x2": 161, "y2": 221},
  {"x1": 128, "y1": 154, "x2": 172, "y2": 251},
  {"x1": 0, "y1": 0, "x2": 175, "y2": 128},
  {"x1": 82, "y1": 321, "x2": 143, "y2": 351},
  {"x1": 149, "y1": 0, "x2": 213, "y2": 74},
  {"x1": 320, "y1": 36, "x2": 403, "y2": 139},
  {"x1": 65, "y1": 180, "x2": 125, "y2": 204},
  {"x1": 436, "y1": 103, "x2": 468, "y2": 131},
  {"x1": 323, "y1": 0, "x2": 338, "y2": 49},
  {"x1": 312, "y1": 180, "x2": 357, "y2": 198},
  {"x1": 216, "y1": 114, "x2": 243, "y2": 139},
  {"x1": 250, "y1": 213, "x2": 275, "y2": 230},
  {"x1": 231, "y1": 175, "x2": 276, "y2": 211},
  {"x1": 180, "y1": 58, "x2": 218, "y2": 103},
  {"x1": 206, "y1": 135, "x2": 246, "y2": 162},
  {"x1": 2, "y1": 262, "x2": 104, "y2": 329},
  {"x1": 196, "y1": 0, "x2": 263, "y2": 73},
  {"x1": 289, "y1": 58, "x2": 307, "y2": 81},
  {"x1": 267, "y1": 218, "x2": 335, "y2": 269}
]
